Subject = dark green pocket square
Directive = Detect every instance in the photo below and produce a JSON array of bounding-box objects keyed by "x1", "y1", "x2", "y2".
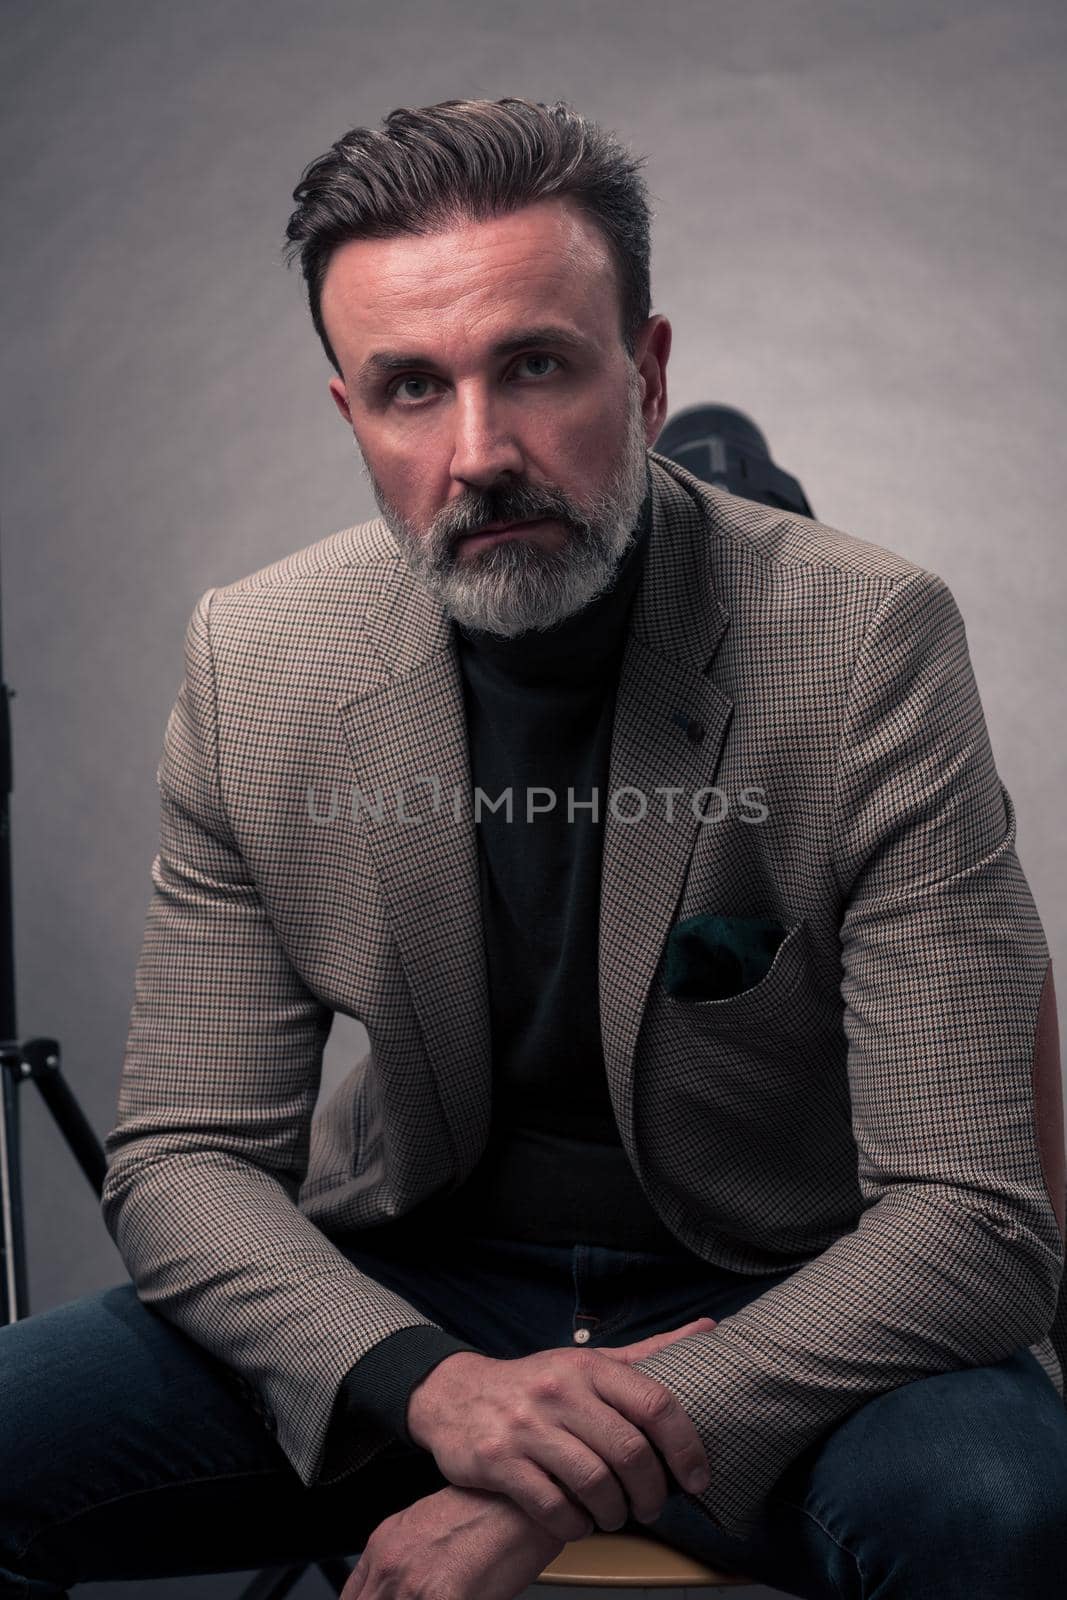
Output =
[{"x1": 664, "y1": 912, "x2": 787, "y2": 1001}]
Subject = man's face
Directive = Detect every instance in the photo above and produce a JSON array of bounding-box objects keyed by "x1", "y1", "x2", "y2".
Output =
[{"x1": 321, "y1": 196, "x2": 671, "y2": 636}]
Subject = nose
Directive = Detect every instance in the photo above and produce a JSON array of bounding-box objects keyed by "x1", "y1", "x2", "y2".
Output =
[{"x1": 448, "y1": 383, "x2": 526, "y2": 488}]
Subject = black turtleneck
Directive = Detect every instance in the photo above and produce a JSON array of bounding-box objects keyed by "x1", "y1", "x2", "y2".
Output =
[{"x1": 329, "y1": 466, "x2": 707, "y2": 1452}]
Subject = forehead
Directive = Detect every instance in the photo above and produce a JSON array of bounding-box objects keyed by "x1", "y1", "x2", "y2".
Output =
[{"x1": 319, "y1": 196, "x2": 621, "y2": 371}]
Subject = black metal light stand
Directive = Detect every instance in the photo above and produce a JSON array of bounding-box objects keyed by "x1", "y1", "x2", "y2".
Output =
[
  {"x1": 0, "y1": 535, "x2": 353, "y2": 1597},
  {"x1": 0, "y1": 518, "x2": 112, "y2": 1327}
]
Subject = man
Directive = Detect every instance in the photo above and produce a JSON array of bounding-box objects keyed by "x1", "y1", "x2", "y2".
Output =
[{"x1": 1, "y1": 96, "x2": 1065, "y2": 1600}]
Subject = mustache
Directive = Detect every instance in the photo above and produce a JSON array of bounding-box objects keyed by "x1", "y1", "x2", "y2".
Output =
[{"x1": 436, "y1": 491, "x2": 574, "y2": 542}]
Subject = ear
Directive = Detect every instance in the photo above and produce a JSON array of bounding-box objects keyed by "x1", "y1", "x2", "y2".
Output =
[
  {"x1": 633, "y1": 314, "x2": 672, "y2": 445},
  {"x1": 328, "y1": 376, "x2": 353, "y2": 426}
]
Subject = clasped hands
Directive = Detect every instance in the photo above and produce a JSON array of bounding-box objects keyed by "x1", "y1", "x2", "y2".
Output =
[{"x1": 342, "y1": 1314, "x2": 716, "y2": 1600}]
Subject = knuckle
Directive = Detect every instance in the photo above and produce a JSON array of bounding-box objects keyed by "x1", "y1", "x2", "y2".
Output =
[
  {"x1": 574, "y1": 1461, "x2": 613, "y2": 1494},
  {"x1": 570, "y1": 1347, "x2": 599, "y2": 1374},
  {"x1": 613, "y1": 1433, "x2": 652, "y2": 1471},
  {"x1": 638, "y1": 1383, "x2": 676, "y2": 1424},
  {"x1": 536, "y1": 1489, "x2": 572, "y2": 1521},
  {"x1": 477, "y1": 1432, "x2": 510, "y2": 1466}
]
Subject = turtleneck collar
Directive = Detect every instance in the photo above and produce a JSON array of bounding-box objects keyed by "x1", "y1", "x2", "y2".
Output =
[{"x1": 452, "y1": 465, "x2": 652, "y2": 686}]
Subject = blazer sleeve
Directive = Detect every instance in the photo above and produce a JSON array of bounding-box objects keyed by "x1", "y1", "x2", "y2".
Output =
[
  {"x1": 630, "y1": 567, "x2": 1065, "y2": 1541},
  {"x1": 101, "y1": 587, "x2": 460, "y2": 1491}
]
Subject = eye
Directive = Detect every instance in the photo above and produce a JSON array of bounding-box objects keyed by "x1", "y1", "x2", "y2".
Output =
[
  {"x1": 389, "y1": 375, "x2": 439, "y2": 405},
  {"x1": 386, "y1": 354, "x2": 561, "y2": 407},
  {"x1": 515, "y1": 353, "x2": 559, "y2": 379}
]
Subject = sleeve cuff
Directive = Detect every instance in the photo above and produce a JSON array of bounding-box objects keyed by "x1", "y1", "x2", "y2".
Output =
[{"x1": 336, "y1": 1325, "x2": 485, "y2": 1447}]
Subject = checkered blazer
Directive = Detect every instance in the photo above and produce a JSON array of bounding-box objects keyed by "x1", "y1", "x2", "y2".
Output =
[{"x1": 101, "y1": 449, "x2": 1066, "y2": 1541}]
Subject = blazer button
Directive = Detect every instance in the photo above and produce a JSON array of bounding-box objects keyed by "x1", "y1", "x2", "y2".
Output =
[{"x1": 687, "y1": 719, "x2": 705, "y2": 744}]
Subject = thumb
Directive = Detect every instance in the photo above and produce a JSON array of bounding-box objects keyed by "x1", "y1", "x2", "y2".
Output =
[{"x1": 598, "y1": 1316, "x2": 717, "y2": 1365}]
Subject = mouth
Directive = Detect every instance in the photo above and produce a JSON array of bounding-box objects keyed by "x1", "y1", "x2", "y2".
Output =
[{"x1": 455, "y1": 517, "x2": 561, "y2": 554}]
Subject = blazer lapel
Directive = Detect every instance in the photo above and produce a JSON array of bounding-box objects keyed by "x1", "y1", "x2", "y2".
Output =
[
  {"x1": 335, "y1": 559, "x2": 493, "y2": 1179},
  {"x1": 598, "y1": 464, "x2": 733, "y2": 1156}
]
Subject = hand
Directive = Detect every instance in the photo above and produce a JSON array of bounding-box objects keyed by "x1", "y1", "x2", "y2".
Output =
[
  {"x1": 405, "y1": 1314, "x2": 717, "y2": 1542},
  {"x1": 341, "y1": 1481, "x2": 565, "y2": 1600}
]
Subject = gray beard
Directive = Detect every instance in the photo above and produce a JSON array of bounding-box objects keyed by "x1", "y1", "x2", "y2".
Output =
[{"x1": 359, "y1": 369, "x2": 650, "y2": 639}]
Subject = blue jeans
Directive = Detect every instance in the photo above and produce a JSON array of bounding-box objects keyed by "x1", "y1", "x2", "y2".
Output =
[{"x1": 1, "y1": 1231, "x2": 1065, "y2": 1598}]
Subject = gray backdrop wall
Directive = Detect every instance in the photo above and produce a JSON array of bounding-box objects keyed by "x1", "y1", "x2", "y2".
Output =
[{"x1": 2, "y1": 2, "x2": 1064, "y2": 1597}]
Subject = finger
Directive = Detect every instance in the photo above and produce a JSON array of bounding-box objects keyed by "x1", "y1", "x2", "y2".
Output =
[
  {"x1": 583, "y1": 1414, "x2": 674, "y2": 1527},
  {"x1": 519, "y1": 1425, "x2": 637, "y2": 1535},
  {"x1": 590, "y1": 1361, "x2": 711, "y2": 1499},
  {"x1": 494, "y1": 1459, "x2": 598, "y2": 1544},
  {"x1": 597, "y1": 1318, "x2": 717, "y2": 1367},
  {"x1": 601, "y1": 1317, "x2": 717, "y2": 1364},
  {"x1": 504, "y1": 1390, "x2": 673, "y2": 1530}
]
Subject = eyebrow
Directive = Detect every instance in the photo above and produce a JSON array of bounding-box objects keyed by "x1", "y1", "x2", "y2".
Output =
[{"x1": 354, "y1": 325, "x2": 595, "y2": 393}]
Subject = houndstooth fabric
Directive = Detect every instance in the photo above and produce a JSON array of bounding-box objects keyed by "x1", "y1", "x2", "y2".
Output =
[{"x1": 101, "y1": 448, "x2": 1066, "y2": 1541}]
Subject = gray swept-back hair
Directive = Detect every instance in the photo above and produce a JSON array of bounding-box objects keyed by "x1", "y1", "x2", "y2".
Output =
[{"x1": 282, "y1": 97, "x2": 653, "y2": 375}]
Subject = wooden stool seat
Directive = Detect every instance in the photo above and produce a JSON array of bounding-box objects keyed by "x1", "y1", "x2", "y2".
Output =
[{"x1": 537, "y1": 1528, "x2": 754, "y2": 1588}]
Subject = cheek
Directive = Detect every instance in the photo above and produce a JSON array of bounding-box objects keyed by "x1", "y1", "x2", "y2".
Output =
[
  {"x1": 369, "y1": 441, "x2": 434, "y2": 508},
  {"x1": 551, "y1": 417, "x2": 619, "y2": 486},
  {"x1": 567, "y1": 399, "x2": 625, "y2": 453}
]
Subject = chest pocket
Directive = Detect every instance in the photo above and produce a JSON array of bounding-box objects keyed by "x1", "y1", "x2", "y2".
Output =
[{"x1": 661, "y1": 913, "x2": 810, "y2": 1026}]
